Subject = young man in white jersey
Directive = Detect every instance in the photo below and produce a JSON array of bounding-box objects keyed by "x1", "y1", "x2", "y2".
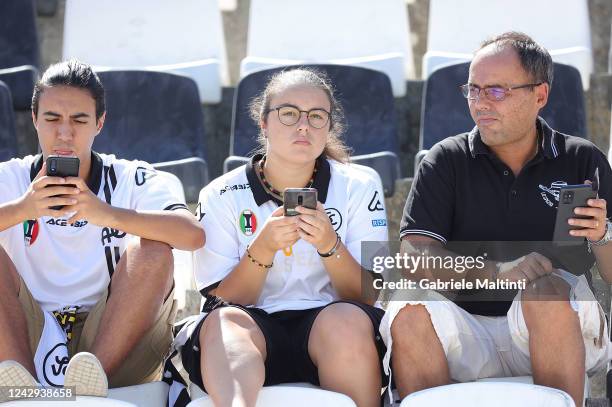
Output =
[{"x1": 0, "y1": 60, "x2": 205, "y2": 398}]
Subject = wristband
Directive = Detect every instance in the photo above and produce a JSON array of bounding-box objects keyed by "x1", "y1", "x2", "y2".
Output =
[
  {"x1": 246, "y1": 245, "x2": 273, "y2": 269},
  {"x1": 318, "y1": 233, "x2": 341, "y2": 258}
]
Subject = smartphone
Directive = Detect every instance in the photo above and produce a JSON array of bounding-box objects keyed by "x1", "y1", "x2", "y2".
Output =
[
  {"x1": 552, "y1": 184, "x2": 597, "y2": 246},
  {"x1": 46, "y1": 156, "x2": 80, "y2": 210},
  {"x1": 283, "y1": 188, "x2": 317, "y2": 216}
]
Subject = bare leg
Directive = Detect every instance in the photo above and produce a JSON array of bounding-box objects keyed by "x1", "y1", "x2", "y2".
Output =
[
  {"x1": 390, "y1": 304, "x2": 450, "y2": 398},
  {"x1": 90, "y1": 238, "x2": 174, "y2": 376},
  {"x1": 522, "y1": 276, "x2": 584, "y2": 407},
  {"x1": 200, "y1": 307, "x2": 267, "y2": 407},
  {"x1": 308, "y1": 303, "x2": 381, "y2": 407},
  {"x1": 0, "y1": 246, "x2": 35, "y2": 376}
]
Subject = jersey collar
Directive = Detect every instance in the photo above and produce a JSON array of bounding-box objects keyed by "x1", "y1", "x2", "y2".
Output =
[
  {"x1": 30, "y1": 151, "x2": 104, "y2": 195},
  {"x1": 246, "y1": 153, "x2": 331, "y2": 206}
]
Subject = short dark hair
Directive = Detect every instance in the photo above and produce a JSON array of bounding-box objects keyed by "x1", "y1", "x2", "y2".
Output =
[
  {"x1": 478, "y1": 31, "x2": 554, "y2": 88},
  {"x1": 32, "y1": 59, "x2": 105, "y2": 121}
]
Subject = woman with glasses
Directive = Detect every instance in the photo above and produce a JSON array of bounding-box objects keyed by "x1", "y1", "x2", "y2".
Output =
[{"x1": 180, "y1": 68, "x2": 389, "y2": 407}]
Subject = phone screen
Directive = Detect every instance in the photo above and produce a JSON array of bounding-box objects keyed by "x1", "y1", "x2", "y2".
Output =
[{"x1": 283, "y1": 188, "x2": 317, "y2": 216}]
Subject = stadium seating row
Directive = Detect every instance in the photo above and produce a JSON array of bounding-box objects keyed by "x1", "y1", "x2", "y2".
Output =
[
  {"x1": 424, "y1": 0, "x2": 593, "y2": 89},
  {"x1": 0, "y1": 0, "x2": 600, "y2": 111},
  {"x1": 0, "y1": 58, "x2": 597, "y2": 201},
  {"x1": 2, "y1": 373, "x2": 582, "y2": 406},
  {"x1": 0, "y1": 0, "x2": 39, "y2": 110}
]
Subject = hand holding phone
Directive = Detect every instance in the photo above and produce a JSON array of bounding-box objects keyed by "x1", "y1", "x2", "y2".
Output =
[{"x1": 552, "y1": 183, "x2": 597, "y2": 246}]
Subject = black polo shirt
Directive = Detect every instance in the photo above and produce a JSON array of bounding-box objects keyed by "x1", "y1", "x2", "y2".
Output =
[{"x1": 401, "y1": 117, "x2": 612, "y2": 316}]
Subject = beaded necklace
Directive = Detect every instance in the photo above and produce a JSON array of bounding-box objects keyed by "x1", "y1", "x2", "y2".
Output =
[{"x1": 257, "y1": 155, "x2": 317, "y2": 201}]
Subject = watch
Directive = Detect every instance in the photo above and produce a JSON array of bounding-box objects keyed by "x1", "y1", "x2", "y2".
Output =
[{"x1": 588, "y1": 219, "x2": 612, "y2": 247}]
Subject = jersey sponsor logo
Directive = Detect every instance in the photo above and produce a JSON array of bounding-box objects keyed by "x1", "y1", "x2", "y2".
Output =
[
  {"x1": 195, "y1": 202, "x2": 205, "y2": 221},
  {"x1": 239, "y1": 209, "x2": 257, "y2": 236},
  {"x1": 325, "y1": 208, "x2": 342, "y2": 231},
  {"x1": 538, "y1": 181, "x2": 566, "y2": 208},
  {"x1": 220, "y1": 183, "x2": 250, "y2": 195},
  {"x1": 43, "y1": 343, "x2": 69, "y2": 387},
  {"x1": 372, "y1": 219, "x2": 387, "y2": 227},
  {"x1": 23, "y1": 220, "x2": 39, "y2": 246},
  {"x1": 135, "y1": 166, "x2": 157, "y2": 186},
  {"x1": 46, "y1": 218, "x2": 88, "y2": 228},
  {"x1": 368, "y1": 191, "x2": 384, "y2": 212},
  {"x1": 101, "y1": 227, "x2": 127, "y2": 245}
]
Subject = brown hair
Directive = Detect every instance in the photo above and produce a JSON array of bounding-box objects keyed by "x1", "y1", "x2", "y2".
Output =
[{"x1": 249, "y1": 68, "x2": 350, "y2": 163}]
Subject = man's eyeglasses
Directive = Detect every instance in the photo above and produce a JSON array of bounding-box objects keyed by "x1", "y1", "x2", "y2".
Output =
[
  {"x1": 265, "y1": 105, "x2": 331, "y2": 129},
  {"x1": 460, "y1": 82, "x2": 543, "y2": 102}
]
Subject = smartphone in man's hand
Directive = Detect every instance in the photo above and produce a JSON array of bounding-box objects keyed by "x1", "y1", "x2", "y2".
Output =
[
  {"x1": 552, "y1": 183, "x2": 597, "y2": 246},
  {"x1": 46, "y1": 156, "x2": 79, "y2": 210}
]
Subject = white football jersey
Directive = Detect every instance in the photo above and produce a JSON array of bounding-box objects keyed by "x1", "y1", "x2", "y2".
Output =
[
  {"x1": 194, "y1": 155, "x2": 389, "y2": 313},
  {"x1": 0, "y1": 153, "x2": 187, "y2": 312}
]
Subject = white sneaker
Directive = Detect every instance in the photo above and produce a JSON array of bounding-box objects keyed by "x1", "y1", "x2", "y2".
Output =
[
  {"x1": 0, "y1": 360, "x2": 38, "y2": 403},
  {"x1": 64, "y1": 352, "x2": 108, "y2": 397}
]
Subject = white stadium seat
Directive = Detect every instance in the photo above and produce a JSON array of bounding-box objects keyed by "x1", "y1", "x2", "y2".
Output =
[
  {"x1": 218, "y1": 0, "x2": 236, "y2": 11},
  {"x1": 399, "y1": 382, "x2": 575, "y2": 407},
  {"x1": 108, "y1": 381, "x2": 170, "y2": 407},
  {"x1": 4, "y1": 396, "x2": 136, "y2": 406},
  {"x1": 188, "y1": 383, "x2": 357, "y2": 407},
  {"x1": 423, "y1": 0, "x2": 593, "y2": 89},
  {"x1": 241, "y1": 0, "x2": 414, "y2": 97},
  {"x1": 388, "y1": 376, "x2": 589, "y2": 406},
  {"x1": 62, "y1": 0, "x2": 228, "y2": 103}
]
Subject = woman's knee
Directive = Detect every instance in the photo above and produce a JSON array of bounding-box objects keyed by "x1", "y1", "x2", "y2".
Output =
[
  {"x1": 200, "y1": 307, "x2": 266, "y2": 357},
  {"x1": 309, "y1": 303, "x2": 376, "y2": 358}
]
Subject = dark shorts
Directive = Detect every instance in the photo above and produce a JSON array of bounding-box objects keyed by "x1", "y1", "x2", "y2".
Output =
[{"x1": 181, "y1": 300, "x2": 387, "y2": 392}]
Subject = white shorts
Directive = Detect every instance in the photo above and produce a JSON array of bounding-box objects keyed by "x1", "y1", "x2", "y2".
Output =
[{"x1": 380, "y1": 270, "x2": 611, "y2": 383}]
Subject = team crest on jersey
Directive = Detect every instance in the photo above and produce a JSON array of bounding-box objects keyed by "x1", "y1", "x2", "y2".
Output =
[
  {"x1": 23, "y1": 220, "x2": 40, "y2": 246},
  {"x1": 239, "y1": 209, "x2": 257, "y2": 236}
]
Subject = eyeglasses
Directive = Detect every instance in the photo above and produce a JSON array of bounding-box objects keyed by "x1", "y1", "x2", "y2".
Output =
[
  {"x1": 459, "y1": 82, "x2": 543, "y2": 102},
  {"x1": 265, "y1": 105, "x2": 331, "y2": 129}
]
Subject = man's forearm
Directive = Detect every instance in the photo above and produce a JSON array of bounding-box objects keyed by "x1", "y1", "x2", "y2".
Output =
[
  {"x1": 593, "y1": 244, "x2": 612, "y2": 283},
  {"x1": 105, "y1": 207, "x2": 204, "y2": 250},
  {"x1": 0, "y1": 199, "x2": 26, "y2": 233}
]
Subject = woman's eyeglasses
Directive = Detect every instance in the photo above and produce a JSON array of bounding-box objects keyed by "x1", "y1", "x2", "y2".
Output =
[{"x1": 266, "y1": 105, "x2": 331, "y2": 129}]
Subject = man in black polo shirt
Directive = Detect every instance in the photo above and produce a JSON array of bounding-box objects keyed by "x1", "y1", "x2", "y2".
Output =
[{"x1": 381, "y1": 32, "x2": 612, "y2": 406}]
